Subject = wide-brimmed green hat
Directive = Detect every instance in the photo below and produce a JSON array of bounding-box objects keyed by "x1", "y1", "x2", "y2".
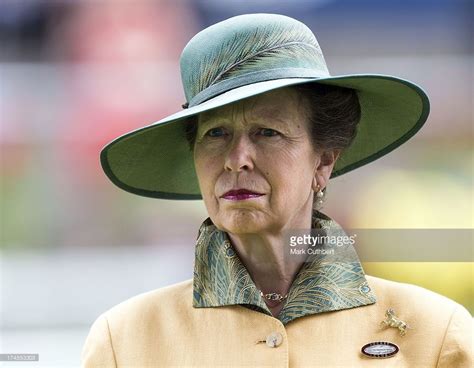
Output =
[{"x1": 100, "y1": 13, "x2": 429, "y2": 200}]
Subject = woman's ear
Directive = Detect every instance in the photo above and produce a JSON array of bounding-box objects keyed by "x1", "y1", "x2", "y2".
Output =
[{"x1": 313, "y1": 149, "x2": 341, "y2": 190}]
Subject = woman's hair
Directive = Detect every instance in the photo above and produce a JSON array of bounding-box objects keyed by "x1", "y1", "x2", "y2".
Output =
[
  {"x1": 183, "y1": 84, "x2": 361, "y2": 153},
  {"x1": 292, "y1": 83, "x2": 361, "y2": 152}
]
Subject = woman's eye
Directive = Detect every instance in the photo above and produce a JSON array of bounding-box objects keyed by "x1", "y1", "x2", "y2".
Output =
[
  {"x1": 205, "y1": 127, "x2": 226, "y2": 137},
  {"x1": 258, "y1": 128, "x2": 280, "y2": 137}
]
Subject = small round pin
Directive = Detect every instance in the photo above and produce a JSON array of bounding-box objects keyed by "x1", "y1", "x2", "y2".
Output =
[{"x1": 361, "y1": 341, "x2": 399, "y2": 359}]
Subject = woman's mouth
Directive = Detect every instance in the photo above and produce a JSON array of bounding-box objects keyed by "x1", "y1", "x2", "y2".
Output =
[{"x1": 221, "y1": 189, "x2": 264, "y2": 201}]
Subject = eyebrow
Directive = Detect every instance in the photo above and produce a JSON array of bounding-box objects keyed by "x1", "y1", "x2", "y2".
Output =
[{"x1": 196, "y1": 115, "x2": 227, "y2": 130}]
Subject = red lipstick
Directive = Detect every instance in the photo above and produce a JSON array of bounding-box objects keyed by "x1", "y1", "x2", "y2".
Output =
[{"x1": 221, "y1": 189, "x2": 264, "y2": 201}]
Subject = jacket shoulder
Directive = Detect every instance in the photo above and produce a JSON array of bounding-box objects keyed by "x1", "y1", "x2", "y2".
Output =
[
  {"x1": 365, "y1": 274, "x2": 468, "y2": 314},
  {"x1": 82, "y1": 279, "x2": 194, "y2": 367},
  {"x1": 103, "y1": 278, "x2": 193, "y2": 321}
]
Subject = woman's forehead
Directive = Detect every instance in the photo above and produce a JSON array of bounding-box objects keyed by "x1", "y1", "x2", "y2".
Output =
[{"x1": 198, "y1": 87, "x2": 306, "y2": 124}]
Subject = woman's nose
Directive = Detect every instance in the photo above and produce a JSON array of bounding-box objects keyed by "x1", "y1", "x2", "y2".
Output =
[{"x1": 224, "y1": 134, "x2": 255, "y2": 172}]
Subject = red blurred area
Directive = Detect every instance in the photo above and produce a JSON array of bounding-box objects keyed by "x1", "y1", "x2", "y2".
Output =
[{"x1": 52, "y1": 0, "x2": 195, "y2": 185}]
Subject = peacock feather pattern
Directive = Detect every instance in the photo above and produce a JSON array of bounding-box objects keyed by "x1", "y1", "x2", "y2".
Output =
[
  {"x1": 184, "y1": 22, "x2": 328, "y2": 101},
  {"x1": 193, "y1": 210, "x2": 376, "y2": 325}
]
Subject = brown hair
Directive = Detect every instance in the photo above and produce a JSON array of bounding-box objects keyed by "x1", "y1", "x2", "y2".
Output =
[{"x1": 293, "y1": 83, "x2": 361, "y2": 152}]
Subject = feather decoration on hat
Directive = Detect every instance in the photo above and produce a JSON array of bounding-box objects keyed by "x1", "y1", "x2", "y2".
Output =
[{"x1": 187, "y1": 22, "x2": 328, "y2": 98}]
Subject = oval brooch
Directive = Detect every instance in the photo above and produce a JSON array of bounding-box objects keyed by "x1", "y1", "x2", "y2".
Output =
[{"x1": 361, "y1": 341, "x2": 399, "y2": 359}]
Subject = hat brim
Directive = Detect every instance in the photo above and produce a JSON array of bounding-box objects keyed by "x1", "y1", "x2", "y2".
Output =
[{"x1": 100, "y1": 74, "x2": 429, "y2": 199}]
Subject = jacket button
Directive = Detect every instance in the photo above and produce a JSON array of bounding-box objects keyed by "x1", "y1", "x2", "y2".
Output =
[{"x1": 266, "y1": 332, "x2": 283, "y2": 348}]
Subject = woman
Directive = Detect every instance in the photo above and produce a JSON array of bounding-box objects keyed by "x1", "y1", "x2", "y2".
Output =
[{"x1": 82, "y1": 14, "x2": 472, "y2": 367}]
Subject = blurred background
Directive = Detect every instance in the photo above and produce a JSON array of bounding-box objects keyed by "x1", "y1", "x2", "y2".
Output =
[{"x1": 0, "y1": 0, "x2": 472, "y2": 366}]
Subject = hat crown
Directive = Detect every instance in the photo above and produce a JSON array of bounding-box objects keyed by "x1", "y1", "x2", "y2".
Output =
[{"x1": 180, "y1": 14, "x2": 330, "y2": 106}]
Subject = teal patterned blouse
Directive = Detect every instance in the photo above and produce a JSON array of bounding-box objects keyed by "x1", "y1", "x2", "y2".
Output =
[{"x1": 193, "y1": 209, "x2": 376, "y2": 325}]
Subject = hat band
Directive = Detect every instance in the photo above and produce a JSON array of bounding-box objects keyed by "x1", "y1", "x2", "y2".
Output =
[{"x1": 187, "y1": 67, "x2": 328, "y2": 107}]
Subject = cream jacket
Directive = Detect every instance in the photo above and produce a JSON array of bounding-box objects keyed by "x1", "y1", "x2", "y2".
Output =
[
  {"x1": 81, "y1": 275, "x2": 472, "y2": 367},
  {"x1": 82, "y1": 212, "x2": 472, "y2": 367}
]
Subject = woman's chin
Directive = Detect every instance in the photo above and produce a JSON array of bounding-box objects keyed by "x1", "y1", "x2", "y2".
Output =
[{"x1": 219, "y1": 209, "x2": 266, "y2": 234}]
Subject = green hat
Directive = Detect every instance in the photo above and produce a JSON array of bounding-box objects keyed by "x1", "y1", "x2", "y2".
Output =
[{"x1": 100, "y1": 13, "x2": 430, "y2": 200}]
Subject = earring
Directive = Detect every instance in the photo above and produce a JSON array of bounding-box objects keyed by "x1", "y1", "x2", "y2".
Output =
[{"x1": 314, "y1": 184, "x2": 325, "y2": 209}]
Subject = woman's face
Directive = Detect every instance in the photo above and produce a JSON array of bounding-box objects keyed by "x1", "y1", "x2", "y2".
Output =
[{"x1": 194, "y1": 87, "x2": 331, "y2": 235}]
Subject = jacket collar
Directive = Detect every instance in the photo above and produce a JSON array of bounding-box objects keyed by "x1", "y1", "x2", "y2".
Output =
[{"x1": 192, "y1": 210, "x2": 376, "y2": 325}]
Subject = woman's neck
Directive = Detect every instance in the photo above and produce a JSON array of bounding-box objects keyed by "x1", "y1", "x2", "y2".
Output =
[{"x1": 226, "y1": 211, "x2": 312, "y2": 317}]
